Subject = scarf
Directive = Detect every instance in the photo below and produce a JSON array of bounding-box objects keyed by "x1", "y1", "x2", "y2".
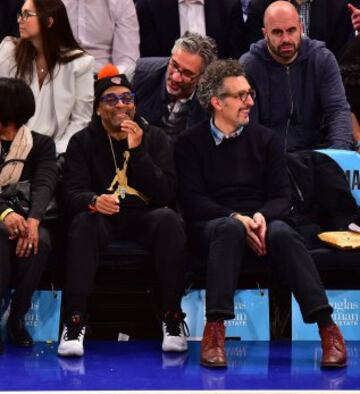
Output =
[{"x1": 0, "y1": 125, "x2": 33, "y2": 187}]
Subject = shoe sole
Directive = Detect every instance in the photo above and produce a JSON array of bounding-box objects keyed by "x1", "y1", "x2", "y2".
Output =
[
  {"x1": 162, "y1": 345, "x2": 188, "y2": 352},
  {"x1": 321, "y1": 362, "x2": 347, "y2": 369},
  {"x1": 58, "y1": 353, "x2": 84, "y2": 358},
  {"x1": 200, "y1": 359, "x2": 227, "y2": 368},
  {"x1": 58, "y1": 349, "x2": 84, "y2": 358}
]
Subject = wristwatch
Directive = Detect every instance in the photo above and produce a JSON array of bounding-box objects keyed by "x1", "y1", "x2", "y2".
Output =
[{"x1": 88, "y1": 195, "x2": 98, "y2": 212}]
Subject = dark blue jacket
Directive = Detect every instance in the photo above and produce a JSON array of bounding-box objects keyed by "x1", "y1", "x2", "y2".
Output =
[
  {"x1": 134, "y1": 57, "x2": 208, "y2": 133},
  {"x1": 240, "y1": 38, "x2": 353, "y2": 152},
  {"x1": 246, "y1": 0, "x2": 354, "y2": 59}
]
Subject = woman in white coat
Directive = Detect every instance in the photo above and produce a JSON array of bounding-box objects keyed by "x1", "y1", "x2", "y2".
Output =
[{"x1": 0, "y1": 0, "x2": 94, "y2": 154}]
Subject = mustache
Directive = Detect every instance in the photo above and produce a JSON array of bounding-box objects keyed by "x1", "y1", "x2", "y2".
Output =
[{"x1": 279, "y1": 43, "x2": 295, "y2": 49}]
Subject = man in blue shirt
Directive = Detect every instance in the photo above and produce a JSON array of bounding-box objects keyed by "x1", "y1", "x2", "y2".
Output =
[{"x1": 175, "y1": 59, "x2": 347, "y2": 369}]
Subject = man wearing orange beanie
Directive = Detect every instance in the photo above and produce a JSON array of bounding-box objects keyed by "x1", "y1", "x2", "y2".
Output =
[{"x1": 58, "y1": 65, "x2": 188, "y2": 357}]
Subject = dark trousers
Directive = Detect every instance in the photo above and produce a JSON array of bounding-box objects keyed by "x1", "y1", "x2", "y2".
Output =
[
  {"x1": 188, "y1": 218, "x2": 331, "y2": 322},
  {"x1": 64, "y1": 207, "x2": 187, "y2": 316},
  {"x1": 0, "y1": 223, "x2": 51, "y2": 319}
]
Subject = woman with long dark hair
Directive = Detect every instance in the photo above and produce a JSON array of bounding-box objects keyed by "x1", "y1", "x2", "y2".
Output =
[
  {"x1": 0, "y1": 78, "x2": 57, "y2": 352},
  {"x1": 0, "y1": 0, "x2": 94, "y2": 154}
]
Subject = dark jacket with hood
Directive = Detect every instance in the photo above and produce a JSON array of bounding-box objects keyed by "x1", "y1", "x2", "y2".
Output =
[
  {"x1": 63, "y1": 115, "x2": 176, "y2": 218},
  {"x1": 245, "y1": 0, "x2": 354, "y2": 59},
  {"x1": 240, "y1": 38, "x2": 353, "y2": 152}
]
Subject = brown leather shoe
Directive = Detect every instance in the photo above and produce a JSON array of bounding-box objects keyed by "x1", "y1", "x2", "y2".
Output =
[
  {"x1": 200, "y1": 321, "x2": 227, "y2": 368},
  {"x1": 319, "y1": 324, "x2": 347, "y2": 368}
]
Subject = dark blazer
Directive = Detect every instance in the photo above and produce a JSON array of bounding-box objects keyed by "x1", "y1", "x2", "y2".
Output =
[
  {"x1": 0, "y1": 132, "x2": 57, "y2": 221},
  {"x1": 246, "y1": 0, "x2": 354, "y2": 58},
  {"x1": 134, "y1": 57, "x2": 208, "y2": 132},
  {"x1": 0, "y1": 0, "x2": 22, "y2": 42},
  {"x1": 135, "y1": 0, "x2": 248, "y2": 58}
]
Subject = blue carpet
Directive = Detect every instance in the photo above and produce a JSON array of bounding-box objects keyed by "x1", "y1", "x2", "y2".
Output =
[{"x1": 0, "y1": 340, "x2": 359, "y2": 391}]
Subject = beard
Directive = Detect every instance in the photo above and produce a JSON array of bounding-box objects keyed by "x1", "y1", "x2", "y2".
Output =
[{"x1": 268, "y1": 40, "x2": 300, "y2": 62}]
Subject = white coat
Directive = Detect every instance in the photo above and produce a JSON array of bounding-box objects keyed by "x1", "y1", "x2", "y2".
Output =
[{"x1": 0, "y1": 37, "x2": 94, "y2": 154}]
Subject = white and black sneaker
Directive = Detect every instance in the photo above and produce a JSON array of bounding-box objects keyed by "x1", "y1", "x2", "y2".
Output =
[
  {"x1": 58, "y1": 313, "x2": 86, "y2": 357},
  {"x1": 162, "y1": 311, "x2": 188, "y2": 352}
]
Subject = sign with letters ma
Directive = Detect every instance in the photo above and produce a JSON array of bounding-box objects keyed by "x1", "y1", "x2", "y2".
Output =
[
  {"x1": 181, "y1": 289, "x2": 269, "y2": 340},
  {"x1": 292, "y1": 290, "x2": 360, "y2": 340}
]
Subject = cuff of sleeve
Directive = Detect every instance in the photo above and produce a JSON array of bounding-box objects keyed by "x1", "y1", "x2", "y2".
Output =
[
  {"x1": 88, "y1": 194, "x2": 98, "y2": 212},
  {"x1": 0, "y1": 208, "x2": 14, "y2": 222},
  {"x1": 128, "y1": 145, "x2": 145, "y2": 156},
  {"x1": 354, "y1": 140, "x2": 360, "y2": 149}
]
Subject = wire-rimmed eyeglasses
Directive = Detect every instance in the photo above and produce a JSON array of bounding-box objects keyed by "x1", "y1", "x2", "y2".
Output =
[{"x1": 17, "y1": 10, "x2": 38, "y2": 22}]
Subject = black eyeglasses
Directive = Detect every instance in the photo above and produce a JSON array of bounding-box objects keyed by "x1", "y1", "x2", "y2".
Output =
[
  {"x1": 168, "y1": 58, "x2": 200, "y2": 82},
  {"x1": 219, "y1": 89, "x2": 256, "y2": 103},
  {"x1": 100, "y1": 92, "x2": 135, "y2": 106},
  {"x1": 17, "y1": 10, "x2": 38, "y2": 22}
]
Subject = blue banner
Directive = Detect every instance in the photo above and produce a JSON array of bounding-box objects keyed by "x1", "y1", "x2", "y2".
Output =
[
  {"x1": 1, "y1": 290, "x2": 61, "y2": 342},
  {"x1": 292, "y1": 290, "x2": 360, "y2": 340},
  {"x1": 181, "y1": 289, "x2": 269, "y2": 340}
]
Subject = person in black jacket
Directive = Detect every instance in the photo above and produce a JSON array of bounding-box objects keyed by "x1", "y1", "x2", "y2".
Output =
[
  {"x1": 246, "y1": 0, "x2": 354, "y2": 59},
  {"x1": 0, "y1": 0, "x2": 22, "y2": 42},
  {"x1": 58, "y1": 65, "x2": 188, "y2": 358},
  {"x1": 340, "y1": 35, "x2": 360, "y2": 150},
  {"x1": 0, "y1": 78, "x2": 57, "y2": 353},
  {"x1": 135, "y1": 0, "x2": 248, "y2": 59},
  {"x1": 134, "y1": 32, "x2": 217, "y2": 142},
  {"x1": 175, "y1": 59, "x2": 347, "y2": 369}
]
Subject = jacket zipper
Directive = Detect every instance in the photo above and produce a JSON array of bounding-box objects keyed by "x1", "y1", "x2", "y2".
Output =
[
  {"x1": 285, "y1": 66, "x2": 303, "y2": 213},
  {"x1": 285, "y1": 66, "x2": 294, "y2": 152}
]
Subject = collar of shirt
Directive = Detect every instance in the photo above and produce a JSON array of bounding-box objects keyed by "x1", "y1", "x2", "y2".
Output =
[
  {"x1": 210, "y1": 118, "x2": 244, "y2": 146},
  {"x1": 178, "y1": 0, "x2": 205, "y2": 4},
  {"x1": 168, "y1": 91, "x2": 195, "y2": 112}
]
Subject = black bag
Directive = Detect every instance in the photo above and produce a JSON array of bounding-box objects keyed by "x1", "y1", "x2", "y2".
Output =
[{"x1": 0, "y1": 158, "x2": 59, "y2": 221}]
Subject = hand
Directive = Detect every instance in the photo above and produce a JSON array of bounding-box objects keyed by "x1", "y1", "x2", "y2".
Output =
[
  {"x1": 252, "y1": 212, "x2": 267, "y2": 256},
  {"x1": 348, "y1": 3, "x2": 360, "y2": 32},
  {"x1": 233, "y1": 213, "x2": 264, "y2": 256},
  {"x1": 26, "y1": 218, "x2": 40, "y2": 256},
  {"x1": 3, "y1": 211, "x2": 28, "y2": 239},
  {"x1": 94, "y1": 193, "x2": 120, "y2": 215},
  {"x1": 121, "y1": 120, "x2": 143, "y2": 149}
]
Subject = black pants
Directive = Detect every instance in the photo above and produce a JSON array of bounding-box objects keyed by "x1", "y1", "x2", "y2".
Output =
[
  {"x1": 0, "y1": 222, "x2": 51, "y2": 319},
  {"x1": 188, "y1": 218, "x2": 331, "y2": 322},
  {"x1": 64, "y1": 207, "x2": 187, "y2": 316}
]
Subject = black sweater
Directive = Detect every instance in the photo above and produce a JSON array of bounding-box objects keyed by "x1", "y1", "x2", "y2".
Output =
[
  {"x1": 0, "y1": 131, "x2": 57, "y2": 221},
  {"x1": 175, "y1": 120, "x2": 290, "y2": 222},
  {"x1": 63, "y1": 116, "x2": 176, "y2": 217}
]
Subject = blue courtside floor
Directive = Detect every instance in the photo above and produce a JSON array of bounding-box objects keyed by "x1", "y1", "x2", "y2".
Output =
[{"x1": 0, "y1": 340, "x2": 359, "y2": 392}]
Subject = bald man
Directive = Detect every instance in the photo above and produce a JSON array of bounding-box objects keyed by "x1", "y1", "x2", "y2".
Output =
[
  {"x1": 246, "y1": 0, "x2": 354, "y2": 59},
  {"x1": 240, "y1": 1, "x2": 353, "y2": 152}
]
